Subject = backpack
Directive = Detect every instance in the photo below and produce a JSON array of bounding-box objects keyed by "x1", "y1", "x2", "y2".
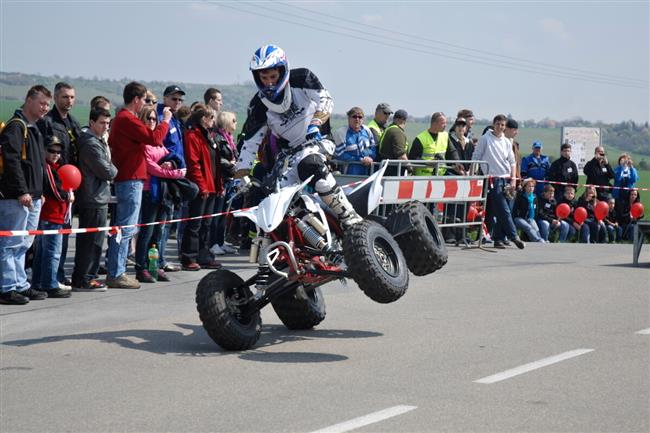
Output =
[{"x1": 0, "y1": 117, "x2": 28, "y2": 178}]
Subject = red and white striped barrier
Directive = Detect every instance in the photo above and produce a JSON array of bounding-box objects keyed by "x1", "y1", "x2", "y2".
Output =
[{"x1": 382, "y1": 178, "x2": 485, "y2": 204}]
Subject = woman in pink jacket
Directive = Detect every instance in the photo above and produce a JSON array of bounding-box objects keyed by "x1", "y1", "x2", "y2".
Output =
[{"x1": 135, "y1": 107, "x2": 186, "y2": 283}]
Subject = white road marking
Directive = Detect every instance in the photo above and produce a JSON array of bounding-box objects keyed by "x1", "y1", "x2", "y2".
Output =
[
  {"x1": 310, "y1": 405, "x2": 417, "y2": 433},
  {"x1": 474, "y1": 349, "x2": 594, "y2": 384},
  {"x1": 635, "y1": 328, "x2": 650, "y2": 335}
]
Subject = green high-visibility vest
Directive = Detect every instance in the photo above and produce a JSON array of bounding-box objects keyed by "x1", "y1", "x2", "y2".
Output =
[
  {"x1": 408, "y1": 130, "x2": 449, "y2": 176},
  {"x1": 367, "y1": 119, "x2": 384, "y2": 141}
]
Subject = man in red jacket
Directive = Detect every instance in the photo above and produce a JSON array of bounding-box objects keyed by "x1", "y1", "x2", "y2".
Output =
[{"x1": 106, "y1": 82, "x2": 172, "y2": 289}]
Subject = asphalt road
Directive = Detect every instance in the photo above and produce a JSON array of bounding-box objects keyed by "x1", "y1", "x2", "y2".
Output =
[{"x1": 1, "y1": 242, "x2": 648, "y2": 433}]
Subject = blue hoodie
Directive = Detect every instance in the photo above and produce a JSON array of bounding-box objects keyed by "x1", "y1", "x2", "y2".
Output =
[{"x1": 156, "y1": 103, "x2": 186, "y2": 168}]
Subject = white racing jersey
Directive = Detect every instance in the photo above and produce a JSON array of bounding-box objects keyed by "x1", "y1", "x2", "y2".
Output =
[{"x1": 236, "y1": 68, "x2": 333, "y2": 172}]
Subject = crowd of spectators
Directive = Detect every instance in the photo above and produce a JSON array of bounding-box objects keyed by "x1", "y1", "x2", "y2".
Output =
[{"x1": 0, "y1": 82, "x2": 645, "y2": 305}]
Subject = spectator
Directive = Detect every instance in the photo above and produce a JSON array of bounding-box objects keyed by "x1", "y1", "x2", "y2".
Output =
[
  {"x1": 408, "y1": 112, "x2": 449, "y2": 176},
  {"x1": 616, "y1": 189, "x2": 643, "y2": 240},
  {"x1": 537, "y1": 184, "x2": 570, "y2": 242},
  {"x1": 367, "y1": 103, "x2": 392, "y2": 146},
  {"x1": 154, "y1": 85, "x2": 187, "y2": 273},
  {"x1": 504, "y1": 119, "x2": 522, "y2": 186},
  {"x1": 445, "y1": 117, "x2": 474, "y2": 175},
  {"x1": 472, "y1": 114, "x2": 525, "y2": 250},
  {"x1": 181, "y1": 105, "x2": 223, "y2": 271},
  {"x1": 209, "y1": 111, "x2": 239, "y2": 256},
  {"x1": 548, "y1": 142, "x2": 579, "y2": 202},
  {"x1": 559, "y1": 185, "x2": 579, "y2": 241},
  {"x1": 144, "y1": 90, "x2": 158, "y2": 107},
  {"x1": 31, "y1": 137, "x2": 73, "y2": 298},
  {"x1": 38, "y1": 82, "x2": 82, "y2": 289},
  {"x1": 604, "y1": 197, "x2": 622, "y2": 243},
  {"x1": 107, "y1": 81, "x2": 172, "y2": 289},
  {"x1": 455, "y1": 109, "x2": 476, "y2": 144},
  {"x1": 134, "y1": 107, "x2": 187, "y2": 283},
  {"x1": 583, "y1": 146, "x2": 614, "y2": 201},
  {"x1": 0, "y1": 85, "x2": 52, "y2": 305},
  {"x1": 204, "y1": 88, "x2": 224, "y2": 113},
  {"x1": 72, "y1": 107, "x2": 116, "y2": 292},
  {"x1": 521, "y1": 140, "x2": 550, "y2": 197},
  {"x1": 512, "y1": 178, "x2": 544, "y2": 242},
  {"x1": 332, "y1": 106, "x2": 377, "y2": 175},
  {"x1": 379, "y1": 109, "x2": 409, "y2": 176},
  {"x1": 576, "y1": 186, "x2": 606, "y2": 243},
  {"x1": 613, "y1": 153, "x2": 638, "y2": 201}
]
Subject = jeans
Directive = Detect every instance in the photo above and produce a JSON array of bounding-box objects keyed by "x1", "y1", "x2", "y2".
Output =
[
  {"x1": 107, "y1": 180, "x2": 143, "y2": 278},
  {"x1": 72, "y1": 206, "x2": 108, "y2": 286},
  {"x1": 209, "y1": 193, "x2": 227, "y2": 247},
  {"x1": 580, "y1": 218, "x2": 606, "y2": 243},
  {"x1": 606, "y1": 224, "x2": 622, "y2": 243},
  {"x1": 0, "y1": 198, "x2": 42, "y2": 293},
  {"x1": 487, "y1": 179, "x2": 518, "y2": 242},
  {"x1": 32, "y1": 220, "x2": 64, "y2": 290},
  {"x1": 56, "y1": 227, "x2": 70, "y2": 283},
  {"x1": 537, "y1": 219, "x2": 571, "y2": 242},
  {"x1": 514, "y1": 217, "x2": 543, "y2": 242}
]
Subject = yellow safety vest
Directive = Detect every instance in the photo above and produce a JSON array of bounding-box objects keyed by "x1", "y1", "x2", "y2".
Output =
[
  {"x1": 367, "y1": 119, "x2": 384, "y2": 142},
  {"x1": 409, "y1": 130, "x2": 449, "y2": 176}
]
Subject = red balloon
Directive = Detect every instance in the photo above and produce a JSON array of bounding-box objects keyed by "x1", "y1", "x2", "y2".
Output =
[
  {"x1": 58, "y1": 164, "x2": 82, "y2": 190},
  {"x1": 555, "y1": 203, "x2": 570, "y2": 219},
  {"x1": 467, "y1": 205, "x2": 478, "y2": 222},
  {"x1": 574, "y1": 206, "x2": 588, "y2": 224},
  {"x1": 631, "y1": 202, "x2": 645, "y2": 219},
  {"x1": 594, "y1": 200, "x2": 609, "y2": 221}
]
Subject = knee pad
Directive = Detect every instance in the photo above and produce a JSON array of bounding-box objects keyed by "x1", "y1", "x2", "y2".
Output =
[{"x1": 297, "y1": 154, "x2": 336, "y2": 193}]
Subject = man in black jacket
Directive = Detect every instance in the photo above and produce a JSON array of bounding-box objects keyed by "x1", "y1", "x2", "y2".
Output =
[
  {"x1": 0, "y1": 85, "x2": 52, "y2": 305},
  {"x1": 548, "y1": 142, "x2": 579, "y2": 202},
  {"x1": 71, "y1": 108, "x2": 117, "y2": 292},
  {"x1": 583, "y1": 145, "x2": 614, "y2": 201}
]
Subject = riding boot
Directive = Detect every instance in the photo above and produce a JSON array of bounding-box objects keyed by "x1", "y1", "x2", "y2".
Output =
[{"x1": 320, "y1": 186, "x2": 363, "y2": 229}]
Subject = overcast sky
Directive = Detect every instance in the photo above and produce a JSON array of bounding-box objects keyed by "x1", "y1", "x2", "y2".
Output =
[{"x1": 1, "y1": 1, "x2": 648, "y2": 123}]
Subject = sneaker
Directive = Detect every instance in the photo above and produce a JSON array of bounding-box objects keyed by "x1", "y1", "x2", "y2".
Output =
[
  {"x1": 0, "y1": 291, "x2": 29, "y2": 305},
  {"x1": 157, "y1": 269, "x2": 170, "y2": 282},
  {"x1": 513, "y1": 237, "x2": 526, "y2": 250},
  {"x1": 58, "y1": 281, "x2": 72, "y2": 290},
  {"x1": 44, "y1": 288, "x2": 72, "y2": 298},
  {"x1": 198, "y1": 259, "x2": 223, "y2": 270},
  {"x1": 162, "y1": 264, "x2": 181, "y2": 273},
  {"x1": 106, "y1": 274, "x2": 141, "y2": 289},
  {"x1": 182, "y1": 262, "x2": 201, "y2": 271},
  {"x1": 21, "y1": 288, "x2": 48, "y2": 300},
  {"x1": 209, "y1": 244, "x2": 226, "y2": 256},
  {"x1": 221, "y1": 244, "x2": 238, "y2": 254},
  {"x1": 72, "y1": 279, "x2": 108, "y2": 292},
  {"x1": 493, "y1": 240, "x2": 506, "y2": 249},
  {"x1": 136, "y1": 269, "x2": 156, "y2": 283}
]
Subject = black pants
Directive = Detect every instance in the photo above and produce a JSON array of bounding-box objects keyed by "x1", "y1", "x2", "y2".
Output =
[
  {"x1": 181, "y1": 194, "x2": 216, "y2": 265},
  {"x1": 72, "y1": 206, "x2": 108, "y2": 286}
]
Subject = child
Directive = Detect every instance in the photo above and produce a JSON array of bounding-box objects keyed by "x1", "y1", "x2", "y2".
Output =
[
  {"x1": 576, "y1": 186, "x2": 606, "y2": 243},
  {"x1": 537, "y1": 184, "x2": 570, "y2": 242},
  {"x1": 603, "y1": 197, "x2": 622, "y2": 243},
  {"x1": 559, "y1": 185, "x2": 578, "y2": 241},
  {"x1": 512, "y1": 178, "x2": 544, "y2": 242},
  {"x1": 31, "y1": 138, "x2": 74, "y2": 298},
  {"x1": 616, "y1": 189, "x2": 644, "y2": 240}
]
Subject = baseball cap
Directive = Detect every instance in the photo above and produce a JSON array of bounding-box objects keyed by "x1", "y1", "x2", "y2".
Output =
[
  {"x1": 393, "y1": 109, "x2": 408, "y2": 120},
  {"x1": 505, "y1": 118, "x2": 519, "y2": 129},
  {"x1": 532, "y1": 140, "x2": 543, "y2": 149},
  {"x1": 163, "y1": 85, "x2": 186, "y2": 96},
  {"x1": 375, "y1": 103, "x2": 392, "y2": 114},
  {"x1": 453, "y1": 117, "x2": 467, "y2": 127}
]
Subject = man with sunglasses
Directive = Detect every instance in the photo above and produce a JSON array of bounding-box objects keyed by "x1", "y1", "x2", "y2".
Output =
[
  {"x1": 408, "y1": 112, "x2": 449, "y2": 176},
  {"x1": 583, "y1": 145, "x2": 614, "y2": 201},
  {"x1": 332, "y1": 106, "x2": 376, "y2": 175},
  {"x1": 367, "y1": 103, "x2": 392, "y2": 145}
]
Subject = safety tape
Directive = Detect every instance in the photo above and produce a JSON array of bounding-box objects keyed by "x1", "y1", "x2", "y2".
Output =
[{"x1": 489, "y1": 175, "x2": 649, "y2": 192}]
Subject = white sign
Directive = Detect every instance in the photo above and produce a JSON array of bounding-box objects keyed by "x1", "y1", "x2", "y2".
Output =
[{"x1": 561, "y1": 127, "x2": 601, "y2": 170}]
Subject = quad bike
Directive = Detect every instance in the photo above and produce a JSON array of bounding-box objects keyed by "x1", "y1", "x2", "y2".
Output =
[{"x1": 196, "y1": 145, "x2": 447, "y2": 351}]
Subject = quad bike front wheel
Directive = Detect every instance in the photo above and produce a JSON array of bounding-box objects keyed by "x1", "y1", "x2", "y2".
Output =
[
  {"x1": 196, "y1": 270, "x2": 262, "y2": 351},
  {"x1": 271, "y1": 284, "x2": 326, "y2": 330},
  {"x1": 343, "y1": 220, "x2": 409, "y2": 303},
  {"x1": 387, "y1": 201, "x2": 448, "y2": 276}
]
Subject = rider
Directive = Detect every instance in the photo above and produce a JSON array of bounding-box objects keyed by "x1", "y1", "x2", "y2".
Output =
[{"x1": 235, "y1": 44, "x2": 363, "y2": 229}]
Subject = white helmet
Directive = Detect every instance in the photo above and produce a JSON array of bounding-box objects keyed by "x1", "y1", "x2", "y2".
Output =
[{"x1": 250, "y1": 44, "x2": 290, "y2": 102}]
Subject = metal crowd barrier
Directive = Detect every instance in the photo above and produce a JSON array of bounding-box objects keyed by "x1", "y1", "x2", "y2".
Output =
[{"x1": 333, "y1": 159, "x2": 490, "y2": 244}]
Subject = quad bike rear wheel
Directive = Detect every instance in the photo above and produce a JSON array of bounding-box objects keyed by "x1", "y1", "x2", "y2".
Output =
[
  {"x1": 196, "y1": 270, "x2": 261, "y2": 351},
  {"x1": 271, "y1": 284, "x2": 326, "y2": 330}
]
